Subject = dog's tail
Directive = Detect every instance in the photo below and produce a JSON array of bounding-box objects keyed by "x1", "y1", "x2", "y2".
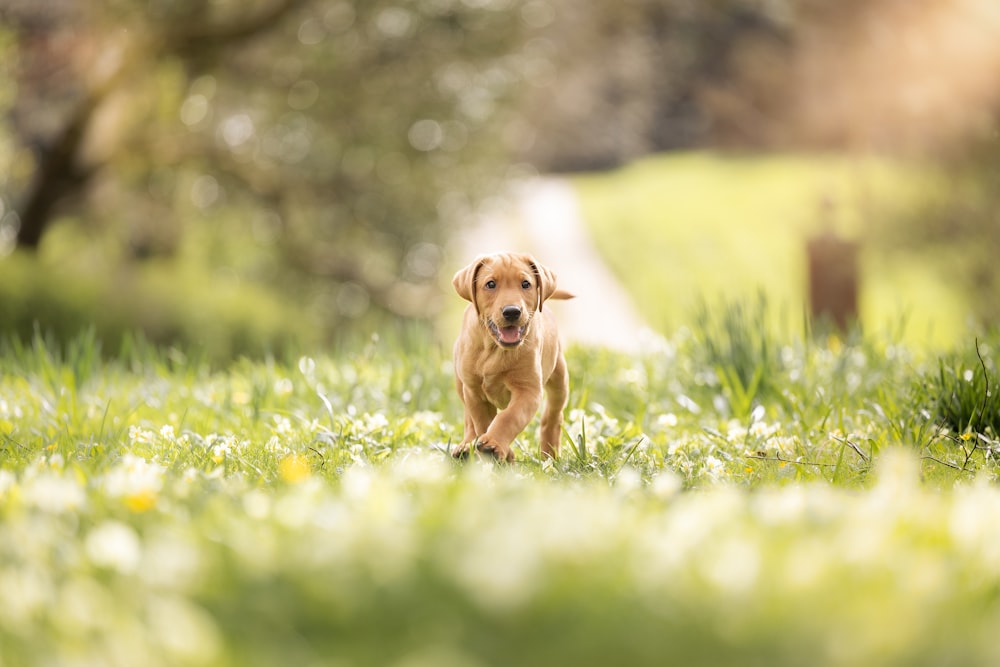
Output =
[{"x1": 550, "y1": 289, "x2": 575, "y2": 300}]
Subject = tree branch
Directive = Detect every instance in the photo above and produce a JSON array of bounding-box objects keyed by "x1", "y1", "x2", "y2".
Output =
[
  {"x1": 745, "y1": 454, "x2": 837, "y2": 468},
  {"x1": 921, "y1": 455, "x2": 965, "y2": 472},
  {"x1": 167, "y1": 0, "x2": 310, "y2": 54},
  {"x1": 829, "y1": 433, "x2": 870, "y2": 464}
]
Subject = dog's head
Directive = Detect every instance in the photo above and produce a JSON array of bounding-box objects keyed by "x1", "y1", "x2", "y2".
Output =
[{"x1": 453, "y1": 253, "x2": 566, "y2": 349}]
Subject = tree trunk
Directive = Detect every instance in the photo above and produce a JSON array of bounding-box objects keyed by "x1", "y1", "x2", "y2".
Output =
[{"x1": 15, "y1": 98, "x2": 95, "y2": 249}]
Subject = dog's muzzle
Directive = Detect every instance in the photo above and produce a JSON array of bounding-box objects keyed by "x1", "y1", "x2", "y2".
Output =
[{"x1": 488, "y1": 319, "x2": 526, "y2": 348}]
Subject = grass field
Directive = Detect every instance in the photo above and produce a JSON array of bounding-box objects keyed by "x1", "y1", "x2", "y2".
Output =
[
  {"x1": 572, "y1": 151, "x2": 970, "y2": 348},
  {"x1": 3, "y1": 322, "x2": 1000, "y2": 666}
]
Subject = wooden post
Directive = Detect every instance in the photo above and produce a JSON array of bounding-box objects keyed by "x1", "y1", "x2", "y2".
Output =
[{"x1": 807, "y1": 231, "x2": 859, "y2": 332}]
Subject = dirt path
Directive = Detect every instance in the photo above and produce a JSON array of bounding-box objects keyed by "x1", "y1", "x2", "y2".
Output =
[{"x1": 452, "y1": 178, "x2": 648, "y2": 352}]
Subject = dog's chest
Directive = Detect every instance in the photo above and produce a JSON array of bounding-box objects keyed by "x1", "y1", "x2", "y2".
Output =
[{"x1": 480, "y1": 375, "x2": 512, "y2": 409}]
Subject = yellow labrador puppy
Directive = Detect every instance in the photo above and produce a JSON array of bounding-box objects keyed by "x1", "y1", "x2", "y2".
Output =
[{"x1": 451, "y1": 253, "x2": 573, "y2": 461}]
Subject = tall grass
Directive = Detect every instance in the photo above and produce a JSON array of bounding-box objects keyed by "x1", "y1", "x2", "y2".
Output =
[
  {"x1": 927, "y1": 339, "x2": 1000, "y2": 435},
  {"x1": 691, "y1": 292, "x2": 782, "y2": 417}
]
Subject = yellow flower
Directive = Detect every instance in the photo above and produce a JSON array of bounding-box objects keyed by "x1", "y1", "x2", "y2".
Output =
[
  {"x1": 101, "y1": 455, "x2": 164, "y2": 512},
  {"x1": 279, "y1": 454, "x2": 310, "y2": 483},
  {"x1": 125, "y1": 490, "x2": 157, "y2": 513},
  {"x1": 961, "y1": 431, "x2": 974, "y2": 442}
]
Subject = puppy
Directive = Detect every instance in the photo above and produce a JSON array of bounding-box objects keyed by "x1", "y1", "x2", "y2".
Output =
[{"x1": 451, "y1": 253, "x2": 573, "y2": 461}]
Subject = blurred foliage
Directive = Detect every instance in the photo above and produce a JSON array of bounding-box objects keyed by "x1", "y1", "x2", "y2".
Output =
[
  {"x1": 521, "y1": 0, "x2": 1000, "y2": 169},
  {"x1": 518, "y1": 0, "x2": 797, "y2": 170},
  {"x1": 0, "y1": 251, "x2": 316, "y2": 360},
  {"x1": 871, "y1": 146, "x2": 1000, "y2": 327},
  {"x1": 0, "y1": 0, "x2": 539, "y2": 348},
  {"x1": 1, "y1": 0, "x2": 999, "y2": 355}
]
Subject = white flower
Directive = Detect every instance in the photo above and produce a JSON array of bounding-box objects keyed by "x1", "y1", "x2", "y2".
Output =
[
  {"x1": 0, "y1": 398, "x2": 23, "y2": 419},
  {"x1": 211, "y1": 443, "x2": 230, "y2": 463},
  {"x1": 651, "y1": 470, "x2": 682, "y2": 498},
  {"x1": 298, "y1": 356, "x2": 316, "y2": 377},
  {"x1": 364, "y1": 412, "x2": 389, "y2": 431},
  {"x1": 0, "y1": 469, "x2": 16, "y2": 497},
  {"x1": 128, "y1": 425, "x2": 156, "y2": 445},
  {"x1": 411, "y1": 411, "x2": 444, "y2": 428},
  {"x1": 614, "y1": 467, "x2": 642, "y2": 495},
  {"x1": 86, "y1": 521, "x2": 142, "y2": 573},
  {"x1": 207, "y1": 435, "x2": 240, "y2": 463},
  {"x1": 749, "y1": 420, "x2": 780, "y2": 438},
  {"x1": 702, "y1": 455, "x2": 726, "y2": 482},
  {"x1": 22, "y1": 472, "x2": 85, "y2": 513},
  {"x1": 726, "y1": 420, "x2": 748, "y2": 442},
  {"x1": 272, "y1": 415, "x2": 293, "y2": 435},
  {"x1": 658, "y1": 413, "x2": 679, "y2": 428},
  {"x1": 101, "y1": 455, "x2": 165, "y2": 511}
]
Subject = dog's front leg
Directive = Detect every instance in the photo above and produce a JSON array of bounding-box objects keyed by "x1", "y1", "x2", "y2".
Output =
[
  {"x1": 452, "y1": 385, "x2": 496, "y2": 459},
  {"x1": 477, "y1": 387, "x2": 541, "y2": 462}
]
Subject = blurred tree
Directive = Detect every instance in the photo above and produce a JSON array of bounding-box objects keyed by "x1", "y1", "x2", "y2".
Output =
[
  {"x1": 3, "y1": 0, "x2": 1000, "y2": 344},
  {"x1": 515, "y1": 0, "x2": 1000, "y2": 327},
  {"x1": 0, "y1": 0, "x2": 534, "y2": 323},
  {"x1": 519, "y1": 0, "x2": 1000, "y2": 168},
  {"x1": 518, "y1": 0, "x2": 796, "y2": 171}
]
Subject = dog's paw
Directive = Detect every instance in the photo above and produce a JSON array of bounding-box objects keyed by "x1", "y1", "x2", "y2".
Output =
[
  {"x1": 451, "y1": 442, "x2": 473, "y2": 459},
  {"x1": 476, "y1": 437, "x2": 515, "y2": 463}
]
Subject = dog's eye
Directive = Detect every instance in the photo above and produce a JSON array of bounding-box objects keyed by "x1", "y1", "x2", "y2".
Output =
[
  {"x1": 484, "y1": 280, "x2": 496, "y2": 290},
  {"x1": 521, "y1": 280, "x2": 532, "y2": 289}
]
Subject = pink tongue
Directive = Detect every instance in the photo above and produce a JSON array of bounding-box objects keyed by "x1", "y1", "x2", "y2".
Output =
[{"x1": 499, "y1": 326, "x2": 520, "y2": 343}]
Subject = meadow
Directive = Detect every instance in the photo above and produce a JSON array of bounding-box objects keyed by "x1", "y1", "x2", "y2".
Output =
[
  {"x1": 0, "y1": 149, "x2": 996, "y2": 667},
  {"x1": 3, "y1": 318, "x2": 1000, "y2": 666},
  {"x1": 573, "y1": 151, "x2": 971, "y2": 348}
]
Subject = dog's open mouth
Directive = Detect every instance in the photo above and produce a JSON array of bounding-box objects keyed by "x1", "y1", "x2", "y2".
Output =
[{"x1": 488, "y1": 320, "x2": 526, "y2": 348}]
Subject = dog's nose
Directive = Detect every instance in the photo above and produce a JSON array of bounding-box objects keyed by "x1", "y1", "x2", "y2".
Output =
[{"x1": 502, "y1": 305, "x2": 522, "y2": 322}]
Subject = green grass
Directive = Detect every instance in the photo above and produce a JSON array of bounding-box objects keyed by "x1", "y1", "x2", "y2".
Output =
[
  {"x1": 922, "y1": 338, "x2": 1000, "y2": 437},
  {"x1": 572, "y1": 151, "x2": 970, "y2": 348},
  {"x1": 0, "y1": 250, "x2": 320, "y2": 361},
  {"x1": 3, "y1": 326, "x2": 1000, "y2": 666}
]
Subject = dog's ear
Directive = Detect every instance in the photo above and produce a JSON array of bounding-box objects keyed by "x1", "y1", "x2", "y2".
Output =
[
  {"x1": 528, "y1": 257, "x2": 560, "y2": 310},
  {"x1": 453, "y1": 256, "x2": 488, "y2": 313}
]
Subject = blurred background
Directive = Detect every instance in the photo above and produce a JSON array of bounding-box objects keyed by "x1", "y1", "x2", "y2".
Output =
[{"x1": 0, "y1": 0, "x2": 998, "y2": 358}]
